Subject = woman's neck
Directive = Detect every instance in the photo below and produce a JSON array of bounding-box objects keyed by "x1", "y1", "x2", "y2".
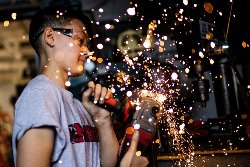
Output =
[{"x1": 41, "y1": 63, "x2": 68, "y2": 90}]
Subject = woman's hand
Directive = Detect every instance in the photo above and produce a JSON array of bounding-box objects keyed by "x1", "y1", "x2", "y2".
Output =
[
  {"x1": 120, "y1": 130, "x2": 149, "y2": 167},
  {"x1": 82, "y1": 81, "x2": 120, "y2": 167},
  {"x1": 82, "y1": 81, "x2": 112, "y2": 127}
]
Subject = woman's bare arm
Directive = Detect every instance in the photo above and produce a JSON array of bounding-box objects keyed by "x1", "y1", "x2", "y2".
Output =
[{"x1": 16, "y1": 127, "x2": 55, "y2": 167}]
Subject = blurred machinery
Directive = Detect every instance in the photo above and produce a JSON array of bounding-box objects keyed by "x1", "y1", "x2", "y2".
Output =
[{"x1": 174, "y1": 0, "x2": 250, "y2": 153}]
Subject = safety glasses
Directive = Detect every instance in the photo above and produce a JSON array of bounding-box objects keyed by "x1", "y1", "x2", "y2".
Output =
[{"x1": 34, "y1": 28, "x2": 89, "y2": 48}]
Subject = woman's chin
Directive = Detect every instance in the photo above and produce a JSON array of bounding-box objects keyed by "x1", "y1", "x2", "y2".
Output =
[{"x1": 71, "y1": 70, "x2": 85, "y2": 77}]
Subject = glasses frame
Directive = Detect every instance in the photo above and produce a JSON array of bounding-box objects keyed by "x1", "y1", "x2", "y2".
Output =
[{"x1": 33, "y1": 28, "x2": 89, "y2": 48}]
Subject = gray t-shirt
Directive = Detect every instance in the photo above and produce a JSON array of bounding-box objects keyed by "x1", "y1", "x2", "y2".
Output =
[{"x1": 12, "y1": 75, "x2": 100, "y2": 167}]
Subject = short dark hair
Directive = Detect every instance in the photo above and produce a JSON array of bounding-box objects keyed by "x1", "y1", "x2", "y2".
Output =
[{"x1": 29, "y1": 6, "x2": 92, "y2": 55}]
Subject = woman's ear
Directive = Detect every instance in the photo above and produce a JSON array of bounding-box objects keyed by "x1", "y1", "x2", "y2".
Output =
[{"x1": 43, "y1": 27, "x2": 54, "y2": 47}]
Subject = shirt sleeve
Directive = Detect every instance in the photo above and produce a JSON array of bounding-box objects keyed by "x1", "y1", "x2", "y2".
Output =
[{"x1": 13, "y1": 87, "x2": 66, "y2": 163}]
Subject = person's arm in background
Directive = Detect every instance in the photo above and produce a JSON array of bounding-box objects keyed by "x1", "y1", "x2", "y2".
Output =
[
  {"x1": 120, "y1": 130, "x2": 149, "y2": 167},
  {"x1": 82, "y1": 81, "x2": 119, "y2": 167},
  {"x1": 16, "y1": 127, "x2": 54, "y2": 167}
]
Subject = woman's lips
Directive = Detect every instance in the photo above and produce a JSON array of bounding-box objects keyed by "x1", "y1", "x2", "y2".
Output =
[
  {"x1": 79, "y1": 51, "x2": 94, "y2": 61},
  {"x1": 80, "y1": 51, "x2": 94, "y2": 56}
]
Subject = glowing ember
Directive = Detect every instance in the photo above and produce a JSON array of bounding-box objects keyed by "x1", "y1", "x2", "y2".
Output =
[
  {"x1": 11, "y1": 13, "x2": 17, "y2": 20},
  {"x1": 127, "y1": 7, "x2": 136, "y2": 16},
  {"x1": 204, "y1": 2, "x2": 213, "y2": 13},
  {"x1": 105, "y1": 24, "x2": 111, "y2": 29},
  {"x1": 126, "y1": 91, "x2": 132, "y2": 97},
  {"x1": 136, "y1": 151, "x2": 142, "y2": 156},
  {"x1": 183, "y1": 0, "x2": 188, "y2": 6},
  {"x1": 126, "y1": 127, "x2": 135, "y2": 134},
  {"x1": 210, "y1": 42, "x2": 216, "y2": 48},
  {"x1": 143, "y1": 39, "x2": 151, "y2": 48},
  {"x1": 97, "y1": 43, "x2": 103, "y2": 49},
  {"x1": 65, "y1": 81, "x2": 71, "y2": 87},
  {"x1": 134, "y1": 124, "x2": 140, "y2": 130},
  {"x1": 77, "y1": 65, "x2": 84, "y2": 72},
  {"x1": 4, "y1": 20, "x2": 9, "y2": 27},
  {"x1": 171, "y1": 72, "x2": 178, "y2": 80}
]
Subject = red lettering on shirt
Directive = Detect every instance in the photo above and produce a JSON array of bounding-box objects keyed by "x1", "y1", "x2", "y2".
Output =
[{"x1": 69, "y1": 123, "x2": 99, "y2": 143}]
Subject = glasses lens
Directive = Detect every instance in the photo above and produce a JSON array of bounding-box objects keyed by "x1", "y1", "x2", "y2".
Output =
[
  {"x1": 51, "y1": 28, "x2": 90, "y2": 48},
  {"x1": 73, "y1": 36, "x2": 90, "y2": 48}
]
